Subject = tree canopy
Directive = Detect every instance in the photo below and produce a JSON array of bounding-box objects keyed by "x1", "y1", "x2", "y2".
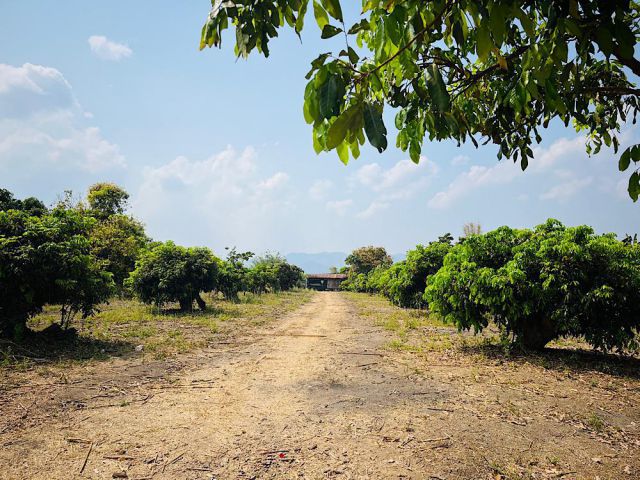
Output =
[
  {"x1": 425, "y1": 219, "x2": 640, "y2": 350},
  {"x1": 345, "y1": 245, "x2": 393, "y2": 275},
  {"x1": 200, "y1": 0, "x2": 640, "y2": 200},
  {"x1": 90, "y1": 215, "x2": 149, "y2": 288},
  {"x1": 0, "y1": 188, "x2": 48, "y2": 217},
  {"x1": 0, "y1": 207, "x2": 113, "y2": 338},
  {"x1": 87, "y1": 183, "x2": 130, "y2": 219},
  {"x1": 127, "y1": 242, "x2": 221, "y2": 311}
]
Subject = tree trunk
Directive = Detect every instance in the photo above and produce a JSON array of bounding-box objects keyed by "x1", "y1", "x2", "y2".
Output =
[
  {"x1": 520, "y1": 316, "x2": 556, "y2": 350},
  {"x1": 178, "y1": 298, "x2": 192, "y2": 312},
  {"x1": 195, "y1": 294, "x2": 206, "y2": 311},
  {"x1": 2, "y1": 314, "x2": 27, "y2": 340}
]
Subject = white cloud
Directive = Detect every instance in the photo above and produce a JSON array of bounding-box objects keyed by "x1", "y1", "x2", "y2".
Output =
[
  {"x1": 138, "y1": 146, "x2": 257, "y2": 199},
  {"x1": 428, "y1": 161, "x2": 521, "y2": 209},
  {"x1": 530, "y1": 136, "x2": 586, "y2": 172},
  {"x1": 0, "y1": 125, "x2": 125, "y2": 172},
  {"x1": 351, "y1": 157, "x2": 438, "y2": 215},
  {"x1": 256, "y1": 172, "x2": 289, "y2": 191},
  {"x1": 355, "y1": 157, "x2": 438, "y2": 192},
  {"x1": 0, "y1": 63, "x2": 75, "y2": 118},
  {"x1": 540, "y1": 177, "x2": 593, "y2": 201},
  {"x1": 356, "y1": 201, "x2": 390, "y2": 219},
  {"x1": 309, "y1": 179, "x2": 333, "y2": 200},
  {"x1": 88, "y1": 35, "x2": 133, "y2": 61},
  {"x1": 134, "y1": 146, "x2": 297, "y2": 250},
  {"x1": 325, "y1": 199, "x2": 352, "y2": 216},
  {"x1": 451, "y1": 154, "x2": 470, "y2": 166},
  {"x1": 428, "y1": 134, "x2": 600, "y2": 209},
  {"x1": 0, "y1": 63, "x2": 125, "y2": 174}
]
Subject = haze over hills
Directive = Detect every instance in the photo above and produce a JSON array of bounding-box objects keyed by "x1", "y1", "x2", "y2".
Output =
[
  {"x1": 285, "y1": 252, "x2": 406, "y2": 274},
  {"x1": 285, "y1": 252, "x2": 347, "y2": 274}
]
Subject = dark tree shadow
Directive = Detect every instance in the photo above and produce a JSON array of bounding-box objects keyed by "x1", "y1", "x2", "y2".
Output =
[
  {"x1": 157, "y1": 305, "x2": 228, "y2": 317},
  {"x1": 0, "y1": 324, "x2": 134, "y2": 366},
  {"x1": 460, "y1": 341, "x2": 640, "y2": 380}
]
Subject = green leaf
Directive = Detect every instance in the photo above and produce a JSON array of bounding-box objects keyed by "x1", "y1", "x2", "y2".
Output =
[
  {"x1": 336, "y1": 141, "x2": 349, "y2": 164},
  {"x1": 305, "y1": 52, "x2": 331, "y2": 79},
  {"x1": 295, "y1": 1, "x2": 309, "y2": 34},
  {"x1": 619, "y1": 148, "x2": 631, "y2": 171},
  {"x1": 313, "y1": 131, "x2": 323, "y2": 154},
  {"x1": 516, "y1": 9, "x2": 534, "y2": 37},
  {"x1": 347, "y1": 47, "x2": 359, "y2": 64},
  {"x1": 595, "y1": 26, "x2": 614, "y2": 57},
  {"x1": 629, "y1": 171, "x2": 640, "y2": 202},
  {"x1": 321, "y1": 0, "x2": 343, "y2": 22},
  {"x1": 318, "y1": 74, "x2": 344, "y2": 120},
  {"x1": 321, "y1": 24, "x2": 343, "y2": 39},
  {"x1": 476, "y1": 24, "x2": 492, "y2": 62},
  {"x1": 313, "y1": 1, "x2": 329, "y2": 30},
  {"x1": 489, "y1": 4, "x2": 506, "y2": 45},
  {"x1": 409, "y1": 141, "x2": 421, "y2": 163},
  {"x1": 349, "y1": 139, "x2": 361, "y2": 159},
  {"x1": 425, "y1": 64, "x2": 450, "y2": 112},
  {"x1": 615, "y1": 23, "x2": 635, "y2": 59},
  {"x1": 348, "y1": 19, "x2": 370, "y2": 35},
  {"x1": 326, "y1": 104, "x2": 363, "y2": 149},
  {"x1": 363, "y1": 103, "x2": 388, "y2": 153}
]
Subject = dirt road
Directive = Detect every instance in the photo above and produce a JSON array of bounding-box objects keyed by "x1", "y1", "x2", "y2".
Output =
[{"x1": 1, "y1": 292, "x2": 639, "y2": 479}]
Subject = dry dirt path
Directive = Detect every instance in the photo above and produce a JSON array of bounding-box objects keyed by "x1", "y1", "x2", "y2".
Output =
[{"x1": 1, "y1": 292, "x2": 638, "y2": 479}]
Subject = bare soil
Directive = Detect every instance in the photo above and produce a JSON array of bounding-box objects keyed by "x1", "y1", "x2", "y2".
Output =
[{"x1": 1, "y1": 292, "x2": 639, "y2": 479}]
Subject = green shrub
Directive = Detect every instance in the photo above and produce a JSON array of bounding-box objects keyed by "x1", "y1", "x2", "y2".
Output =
[
  {"x1": 0, "y1": 188, "x2": 47, "y2": 216},
  {"x1": 127, "y1": 241, "x2": 220, "y2": 311},
  {"x1": 90, "y1": 214, "x2": 149, "y2": 289},
  {"x1": 0, "y1": 208, "x2": 114, "y2": 338},
  {"x1": 367, "y1": 264, "x2": 397, "y2": 295},
  {"x1": 341, "y1": 246, "x2": 393, "y2": 293},
  {"x1": 340, "y1": 239, "x2": 452, "y2": 305},
  {"x1": 384, "y1": 239, "x2": 452, "y2": 308},
  {"x1": 345, "y1": 246, "x2": 393, "y2": 275},
  {"x1": 425, "y1": 219, "x2": 640, "y2": 351},
  {"x1": 217, "y1": 248, "x2": 253, "y2": 301},
  {"x1": 340, "y1": 272, "x2": 370, "y2": 293},
  {"x1": 87, "y1": 182, "x2": 129, "y2": 219},
  {"x1": 246, "y1": 253, "x2": 305, "y2": 294}
]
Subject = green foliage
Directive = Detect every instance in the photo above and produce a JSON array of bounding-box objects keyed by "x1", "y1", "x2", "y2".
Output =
[
  {"x1": 0, "y1": 188, "x2": 48, "y2": 216},
  {"x1": 201, "y1": 0, "x2": 640, "y2": 199},
  {"x1": 217, "y1": 247, "x2": 254, "y2": 302},
  {"x1": 340, "y1": 271, "x2": 371, "y2": 293},
  {"x1": 0, "y1": 207, "x2": 114, "y2": 338},
  {"x1": 384, "y1": 238, "x2": 453, "y2": 308},
  {"x1": 90, "y1": 215, "x2": 149, "y2": 289},
  {"x1": 247, "y1": 252, "x2": 306, "y2": 294},
  {"x1": 127, "y1": 242, "x2": 221, "y2": 311},
  {"x1": 425, "y1": 220, "x2": 640, "y2": 351},
  {"x1": 341, "y1": 246, "x2": 394, "y2": 292},
  {"x1": 87, "y1": 183, "x2": 130, "y2": 219},
  {"x1": 345, "y1": 246, "x2": 393, "y2": 275},
  {"x1": 340, "y1": 238, "x2": 452, "y2": 307}
]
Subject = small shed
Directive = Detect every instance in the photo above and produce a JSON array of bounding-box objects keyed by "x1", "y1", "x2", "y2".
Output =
[{"x1": 306, "y1": 273, "x2": 348, "y2": 291}]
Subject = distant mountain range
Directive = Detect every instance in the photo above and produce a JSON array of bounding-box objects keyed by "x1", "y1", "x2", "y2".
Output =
[{"x1": 285, "y1": 252, "x2": 406, "y2": 274}]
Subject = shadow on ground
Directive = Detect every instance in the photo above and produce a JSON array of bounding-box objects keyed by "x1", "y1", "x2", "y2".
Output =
[
  {"x1": 0, "y1": 325, "x2": 133, "y2": 367},
  {"x1": 460, "y1": 341, "x2": 640, "y2": 380}
]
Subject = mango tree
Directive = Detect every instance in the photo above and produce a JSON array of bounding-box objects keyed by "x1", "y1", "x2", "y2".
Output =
[
  {"x1": 127, "y1": 242, "x2": 221, "y2": 311},
  {"x1": 200, "y1": 0, "x2": 640, "y2": 200},
  {"x1": 425, "y1": 219, "x2": 640, "y2": 351},
  {"x1": 0, "y1": 208, "x2": 114, "y2": 338}
]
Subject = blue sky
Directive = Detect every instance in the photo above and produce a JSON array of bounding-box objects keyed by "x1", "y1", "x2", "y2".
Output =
[{"x1": 1, "y1": 1, "x2": 638, "y2": 255}]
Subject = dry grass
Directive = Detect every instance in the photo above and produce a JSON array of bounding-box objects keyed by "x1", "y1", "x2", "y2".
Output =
[
  {"x1": 0, "y1": 289, "x2": 314, "y2": 369},
  {"x1": 341, "y1": 292, "x2": 640, "y2": 478}
]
